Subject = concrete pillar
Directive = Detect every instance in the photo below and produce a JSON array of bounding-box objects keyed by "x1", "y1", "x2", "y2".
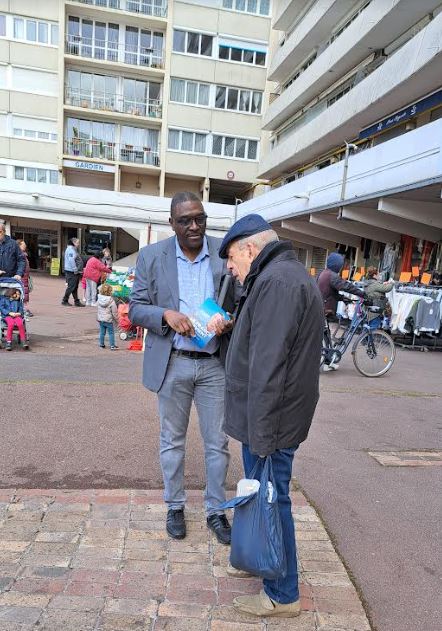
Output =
[
  {"x1": 202, "y1": 177, "x2": 210, "y2": 202},
  {"x1": 4, "y1": 220, "x2": 11, "y2": 235},
  {"x1": 114, "y1": 166, "x2": 121, "y2": 192}
]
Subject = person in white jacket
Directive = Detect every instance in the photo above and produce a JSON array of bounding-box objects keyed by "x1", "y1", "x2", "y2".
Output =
[{"x1": 97, "y1": 283, "x2": 118, "y2": 350}]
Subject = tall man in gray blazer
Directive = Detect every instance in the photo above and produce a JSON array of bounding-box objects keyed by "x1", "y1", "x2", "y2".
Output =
[{"x1": 129, "y1": 192, "x2": 234, "y2": 544}]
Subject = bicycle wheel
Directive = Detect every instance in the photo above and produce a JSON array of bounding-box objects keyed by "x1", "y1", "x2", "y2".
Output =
[{"x1": 352, "y1": 329, "x2": 396, "y2": 377}]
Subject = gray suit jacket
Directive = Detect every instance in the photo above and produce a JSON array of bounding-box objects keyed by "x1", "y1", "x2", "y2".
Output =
[{"x1": 129, "y1": 235, "x2": 229, "y2": 393}]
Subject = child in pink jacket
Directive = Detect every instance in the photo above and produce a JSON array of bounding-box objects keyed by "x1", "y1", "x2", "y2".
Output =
[{"x1": 83, "y1": 254, "x2": 111, "y2": 306}]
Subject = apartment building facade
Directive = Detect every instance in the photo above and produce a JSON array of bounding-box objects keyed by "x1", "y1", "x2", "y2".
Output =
[
  {"x1": 242, "y1": 0, "x2": 442, "y2": 274},
  {"x1": 0, "y1": 0, "x2": 272, "y2": 269}
]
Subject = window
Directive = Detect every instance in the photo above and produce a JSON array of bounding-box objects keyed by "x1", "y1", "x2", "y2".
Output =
[
  {"x1": 222, "y1": 0, "x2": 270, "y2": 16},
  {"x1": 215, "y1": 85, "x2": 262, "y2": 114},
  {"x1": 172, "y1": 29, "x2": 213, "y2": 57},
  {"x1": 168, "y1": 129, "x2": 208, "y2": 154},
  {"x1": 218, "y1": 43, "x2": 266, "y2": 66},
  {"x1": 11, "y1": 67, "x2": 58, "y2": 96},
  {"x1": 11, "y1": 16, "x2": 58, "y2": 46},
  {"x1": 170, "y1": 78, "x2": 210, "y2": 106},
  {"x1": 0, "y1": 15, "x2": 5, "y2": 37},
  {"x1": 211, "y1": 134, "x2": 258, "y2": 160},
  {"x1": 14, "y1": 167, "x2": 24, "y2": 180},
  {"x1": 65, "y1": 117, "x2": 116, "y2": 160},
  {"x1": 124, "y1": 25, "x2": 163, "y2": 67}
]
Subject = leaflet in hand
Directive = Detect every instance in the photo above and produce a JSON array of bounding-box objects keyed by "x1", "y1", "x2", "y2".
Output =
[{"x1": 189, "y1": 297, "x2": 229, "y2": 348}]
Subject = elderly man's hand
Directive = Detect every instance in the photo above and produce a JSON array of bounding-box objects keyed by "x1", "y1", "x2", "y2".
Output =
[
  {"x1": 206, "y1": 313, "x2": 234, "y2": 336},
  {"x1": 13, "y1": 275, "x2": 22, "y2": 281}
]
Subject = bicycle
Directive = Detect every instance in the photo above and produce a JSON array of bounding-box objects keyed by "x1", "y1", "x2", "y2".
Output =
[{"x1": 321, "y1": 299, "x2": 396, "y2": 377}]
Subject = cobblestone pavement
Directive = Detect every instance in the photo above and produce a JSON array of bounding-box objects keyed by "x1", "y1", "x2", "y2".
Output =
[{"x1": 0, "y1": 489, "x2": 370, "y2": 631}]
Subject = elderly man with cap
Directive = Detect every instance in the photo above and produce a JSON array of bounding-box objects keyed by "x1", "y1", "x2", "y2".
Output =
[{"x1": 219, "y1": 214, "x2": 324, "y2": 618}]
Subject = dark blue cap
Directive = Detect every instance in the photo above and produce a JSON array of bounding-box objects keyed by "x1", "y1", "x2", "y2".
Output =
[
  {"x1": 326, "y1": 252, "x2": 345, "y2": 273},
  {"x1": 219, "y1": 214, "x2": 272, "y2": 259}
]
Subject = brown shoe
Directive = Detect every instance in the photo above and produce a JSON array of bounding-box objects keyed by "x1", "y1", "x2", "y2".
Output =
[
  {"x1": 233, "y1": 589, "x2": 300, "y2": 618},
  {"x1": 227, "y1": 563, "x2": 254, "y2": 578}
]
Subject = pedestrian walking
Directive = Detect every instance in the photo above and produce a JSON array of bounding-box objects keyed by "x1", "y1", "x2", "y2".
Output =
[
  {"x1": 218, "y1": 214, "x2": 324, "y2": 618},
  {"x1": 16, "y1": 239, "x2": 33, "y2": 318},
  {"x1": 129, "y1": 192, "x2": 235, "y2": 544},
  {"x1": 0, "y1": 222, "x2": 25, "y2": 280},
  {"x1": 365, "y1": 267, "x2": 394, "y2": 309},
  {"x1": 97, "y1": 283, "x2": 118, "y2": 350},
  {"x1": 83, "y1": 253, "x2": 111, "y2": 306},
  {"x1": 61, "y1": 238, "x2": 85, "y2": 307}
]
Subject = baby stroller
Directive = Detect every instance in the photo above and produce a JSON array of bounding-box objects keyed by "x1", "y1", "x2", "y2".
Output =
[{"x1": 0, "y1": 278, "x2": 29, "y2": 349}]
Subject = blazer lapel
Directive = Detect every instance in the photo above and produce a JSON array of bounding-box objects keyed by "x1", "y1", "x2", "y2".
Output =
[
  {"x1": 162, "y1": 237, "x2": 179, "y2": 310},
  {"x1": 208, "y1": 236, "x2": 224, "y2": 300}
]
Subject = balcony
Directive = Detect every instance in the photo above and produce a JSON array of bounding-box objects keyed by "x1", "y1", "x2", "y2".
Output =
[
  {"x1": 64, "y1": 138, "x2": 160, "y2": 166},
  {"x1": 71, "y1": 0, "x2": 168, "y2": 18},
  {"x1": 65, "y1": 35, "x2": 164, "y2": 70},
  {"x1": 65, "y1": 87, "x2": 162, "y2": 120}
]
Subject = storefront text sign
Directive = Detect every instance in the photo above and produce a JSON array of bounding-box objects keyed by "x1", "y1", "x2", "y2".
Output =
[
  {"x1": 63, "y1": 160, "x2": 115, "y2": 173},
  {"x1": 50, "y1": 258, "x2": 61, "y2": 276}
]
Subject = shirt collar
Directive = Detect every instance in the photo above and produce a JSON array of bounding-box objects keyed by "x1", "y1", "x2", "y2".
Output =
[{"x1": 175, "y1": 237, "x2": 209, "y2": 263}]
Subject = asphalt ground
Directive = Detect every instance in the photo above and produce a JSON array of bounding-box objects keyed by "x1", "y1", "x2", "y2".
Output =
[{"x1": 0, "y1": 274, "x2": 441, "y2": 631}]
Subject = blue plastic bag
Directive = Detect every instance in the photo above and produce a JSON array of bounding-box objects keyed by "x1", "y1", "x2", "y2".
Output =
[{"x1": 220, "y1": 456, "x2": 287, "y2": 580}]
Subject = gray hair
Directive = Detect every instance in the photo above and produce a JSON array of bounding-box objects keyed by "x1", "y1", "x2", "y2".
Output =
[{"x1": 237, "y1": 229, "x2": 279, "y2": 252}]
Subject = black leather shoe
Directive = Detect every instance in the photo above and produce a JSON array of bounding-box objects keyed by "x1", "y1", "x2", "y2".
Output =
[
  {"x1": 207, "y1": 514, "x2": 231, "y2": 545},
  {"x1": 166, "y1": 508, "x2": 186, "y2": 540}
]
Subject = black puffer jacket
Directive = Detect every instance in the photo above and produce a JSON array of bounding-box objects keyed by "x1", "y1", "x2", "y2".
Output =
[{"x1": 224, "y1": 241, "x2": 324, "y2": 456}]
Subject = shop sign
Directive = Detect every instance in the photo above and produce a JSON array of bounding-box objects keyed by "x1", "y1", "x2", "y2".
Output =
[
  {"x1": 227, "y1": 170, "x2": 235, "y2": 180},
  {"x1": 63, "y1": 159, "x2": 115, "y2": 173},
  {"x1": 50, "y1": 257, "x2": 61, "y2": 276},
  {"x1": 359, "y1": 88, "x2": 442, "y2": 139}
]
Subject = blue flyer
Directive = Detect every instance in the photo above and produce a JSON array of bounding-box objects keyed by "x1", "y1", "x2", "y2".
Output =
[{"x1": 189, "y1": 298, "x2": 229, "y2": 348}]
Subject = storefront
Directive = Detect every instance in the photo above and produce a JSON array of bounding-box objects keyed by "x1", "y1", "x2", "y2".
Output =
[{"x1": 11, "y1": 224, "x2": 59, "y2": 272}]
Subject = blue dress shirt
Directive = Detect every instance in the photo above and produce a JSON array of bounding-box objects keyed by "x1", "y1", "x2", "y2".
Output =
[{"x1": 173, "y1": 237, "x2": 218, "y2": 354}]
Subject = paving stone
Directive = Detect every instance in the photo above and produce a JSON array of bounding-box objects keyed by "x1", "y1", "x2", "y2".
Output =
[
  {"x1": 169, "y1": 575, "x2": 216, "y2": 591},
  {"x1": 13, "y1": 577, "x2": 67, "y2": 595},
  {"x1": 123, "y1": 548, "x2": 166, "y2": 561},
  {"x1": 168, "y1": 562, "x2": 212, "y2": 576},
  {"x1": 120, "y1": 559, "x2": 165, "y2": 573},
  {"x1": 69, "y1": 569, "x2": 120, "y2": 584},
  {"x1": 35, "y1": 531, "x2": 80, "y2": 543},
  {"x1": 304, "y1": 572, "x2": 352, "y2": 588},
  {"x1": 0, "y1": 591, "x2": 51, "y2": 607},
  {"x1": 0, "y1": 605, "x2": 42, "y2": 624},
  {"x1": 154, "y1": 618, "x2": 207, "y2": 631},
  {"x1": 210, "y1": 621, "x2": 262, "y2": 630},
  {"x1": 48, "y1": 594, "x2": 105, "y2": 611},
  {"x1": 104, "y1": 598, "x2": 158, "y2": 616},
  {"x1": 316, "y1": 612, "x2": 371, "y2": 630},
  {"x1": 168, "y1": 551, "x2": 209, "y2": 564},
  {"x1": 165, "y1": 587, "x2": 217, "y2": 605},
  {"x1": 0, "y1": 576, "x2": 14, "y2": 592},
  {"x1": 210, "y1": 604, "x2": 265, "y2": 624},
  {"x1": 314, "y1": 598, "x2": 365, "y2": 615},
  {"x1": 20, "y1": 566, "x2": 71, "y2": 579},
  {"x1": 157, "y1": 602, "x2": 211, "y2": 619},
  {"x1": 97, "y1": 612, "x2": 153, "y2": 630},
  {"x1": 265, "y1": 612, "x2": 317, "y2": 629},
  {"x1": 71, "y1": 557, "x2": 121, "y2": 571},
  {"x1": 0, "y1": 541, "x2": 31, "y2": 552},
  {"x1": 38, "y1": 608, "x2": 98, "y2": 631},
  {"x1": 20, "y1": 554, "x2": 72, "y2": 568}
]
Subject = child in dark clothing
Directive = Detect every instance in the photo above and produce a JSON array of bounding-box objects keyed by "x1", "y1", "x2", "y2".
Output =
[{"x1": 0, "y1": 288, "x2": 28, "y2": 350}]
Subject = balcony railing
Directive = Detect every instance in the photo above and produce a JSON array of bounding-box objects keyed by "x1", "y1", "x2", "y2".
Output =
[
  {"x1": 65, "y1": 138, "x2": 160, "y2": 166},
  {"x1": 65, "y1": 87, "x2": 162, "y2": 119},
  {"x1": 72, "y1": 0, "x2": 168, "y2": 18},
  {"x1": 65, "y1": 36, "x2": 164, "y2": 69}
]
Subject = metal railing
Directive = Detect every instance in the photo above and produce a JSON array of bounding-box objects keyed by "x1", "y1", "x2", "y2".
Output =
[
  {"x1": 65, "y1": 138, "x2": 160, "y2": 166},
  {"x1": 65, "y1": 87, "x2": 162, "y2": 119},
  {"x1": 72, "y1": 0, "x2": 168, "y2": 18},
  {"x1": 65, "y1": 35, "x2": 165, "y2": 69}
]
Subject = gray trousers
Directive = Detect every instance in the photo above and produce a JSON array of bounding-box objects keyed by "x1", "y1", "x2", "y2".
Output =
[{"x1": 157, "y1": 353, "x2": 229, "y2": 516}]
